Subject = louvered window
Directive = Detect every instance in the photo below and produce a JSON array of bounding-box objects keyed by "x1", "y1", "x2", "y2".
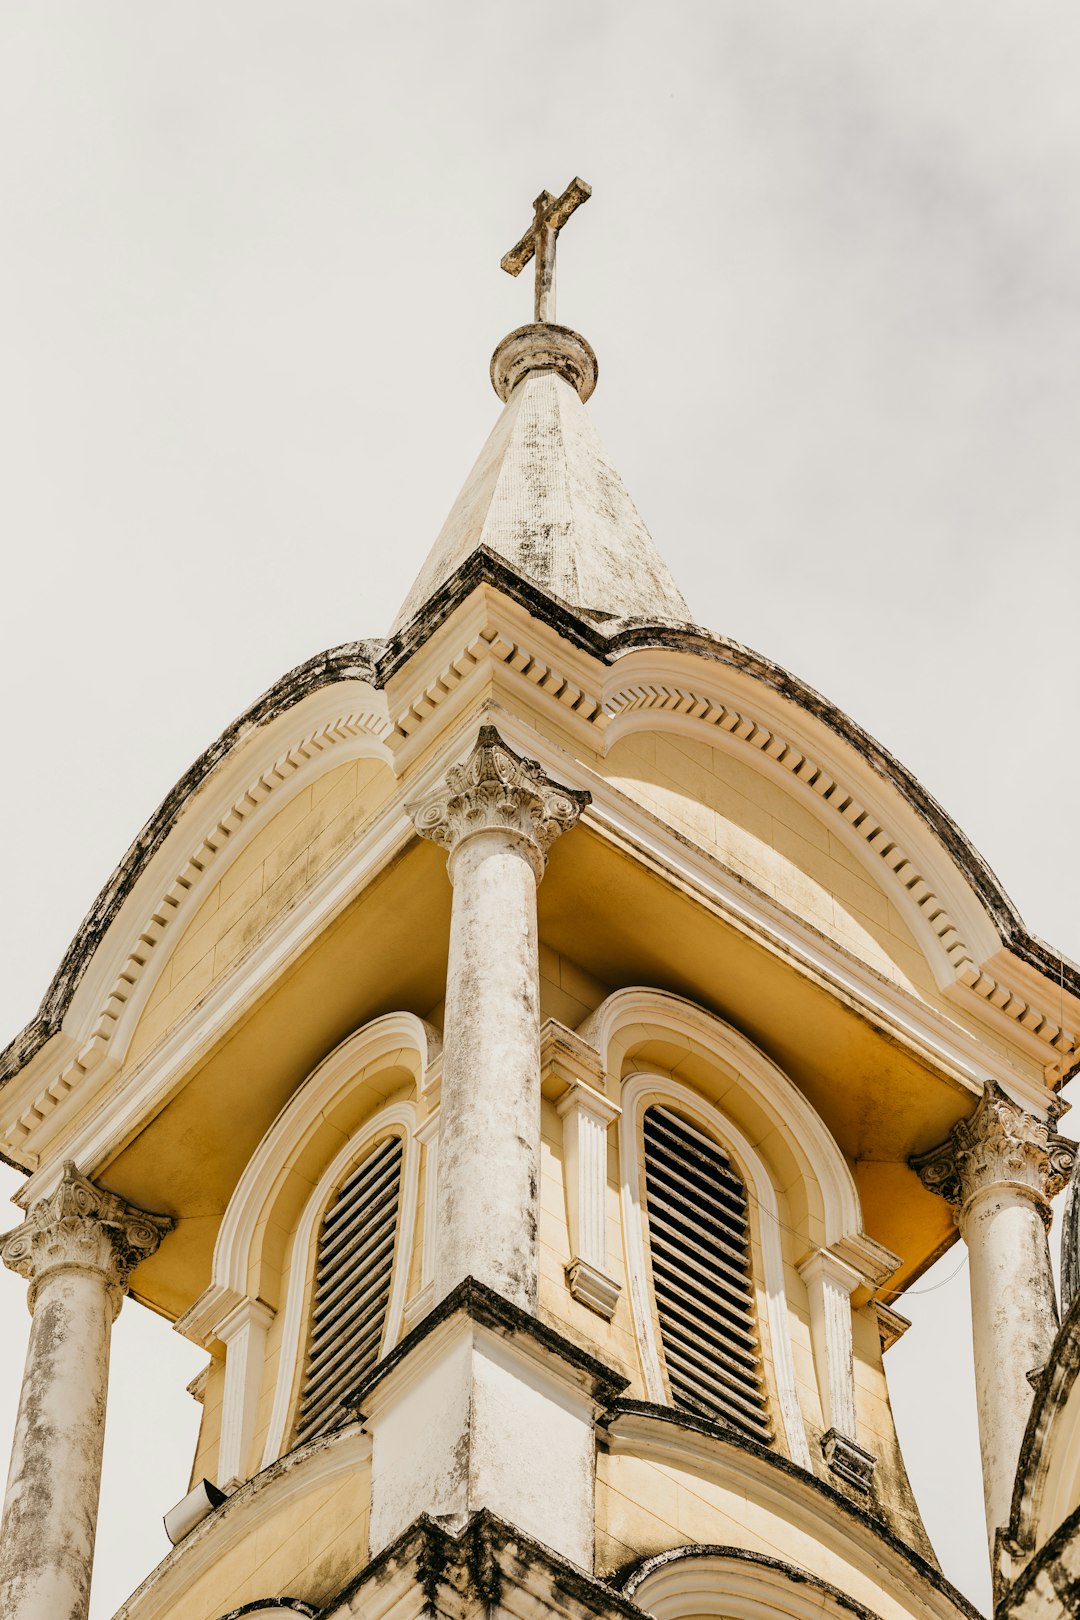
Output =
[
  {"x1": 643, "y1": 1105, "x2": 771, "y2": 1444},
  {"x1": 295, "y1": 1134, "x2": 403, "y2": 1443}
]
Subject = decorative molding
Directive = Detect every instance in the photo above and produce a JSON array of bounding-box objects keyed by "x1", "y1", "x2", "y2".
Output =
[
  {"x1": 259, "y1": 1100, "x2": 420, "y2": 1468},
  {"x1": 541, "y1": 1018, "x2": 608, "y2": 1095},
  {"x1": 111, "y1": 1424, "x2": 371, "y2": 1620},
  {"x1": 407, "y1": 724, "x2": 589, "y2": 879},
  {"x1": 583, "y1": 987, "x2": 863, "y2": 1248},
  {"x1": 618, "y1": 1069, "x2": 813, "y2": 1472},
  {"x1": 7, "y1": 619, "x2": 1075, "y2": 1183},
  {"x1": 18, "y1": 810, "x2": 418, "y2": 1210},
  {"x1": 797, "y1": 1247, "x2": 870, "y2": 1483},
  {"x1": 1, "y1": 709, "x2": 392, "y2": 1157},
  {"x1": 0, "y1": 1161, "x2": 172, "y2": 1314},
  {"x1": 387, "y1": 608, "x2": 1077, "y2": 1083},
  {"x1": 625, "y1": 1544, "x2": 881, "y2": 1620},
  {"x1": 389, "y1": 619, "x2": 604, "y2": 745},
  {"x1": 557, "y1": 1077, "x2": 621, "y2": 1319},
  {"x1": 606, "y1": 1407, "x2": 978, "y2": 1620},
  {"x1": 176, "y1": 1013, "x2": 438, "y2": 1347},
  {"x1": 565, "y1": 1258, "x2": 621, "y2": 1320},
  {"x1": 873, "y1": 1302, "x2": 912, "y2": 1353},
  {"x1": 412, "y1": 1107, "x2": 441, "y2": 1314},
  {"x1": 828, "y1": 1231, "x2": 902, "y2": 1301},
  {"x1": 821, "y1": 1428, "x2": 877, "y2": 1494},
  {"x1": 186, "y1": 1363, "x2": 211, "y2": 1404},
  {"x1": 912, "y1": 1081, "x2": 1076, "y2": 1231},
  {"x1": 6, "y1": 574, "x2": 1078, "y2": 1181},
  {"x1": 217, "y1": 1298, "x2": 276, "y2": 1490},
  {"x1": 598, "y1": 680, "x2": 1078, "y2": 1078}
]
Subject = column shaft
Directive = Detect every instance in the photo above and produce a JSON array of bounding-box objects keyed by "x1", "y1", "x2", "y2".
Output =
[
  {"x1": 0, "y1": 1269, "x2": 113, "y2": 1620},
  {"x1": 913, "y1": 1083, "x2": 1074, "y2": 1557},
  {"x1": 964, "y1": 1186, "x2": 1059, "y2": 1538},
  {"x1": 408, "y1": 725, "x2": 588, "y2": 1315},
  {"x1": 439, "y1": 829, "x2": 542, "y2": 1308}
]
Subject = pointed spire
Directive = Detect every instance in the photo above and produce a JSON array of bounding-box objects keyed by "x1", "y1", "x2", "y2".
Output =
[{"x1": 389, "y1": 182, "x2": 692, "y2": 638}]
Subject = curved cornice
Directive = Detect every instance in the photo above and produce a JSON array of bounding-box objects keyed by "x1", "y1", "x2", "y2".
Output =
[
  {"x1": 0, "y1": 642, "x2": 382, "y2": 1098},
  {"x1": 621, "y1": 1543, "x2": 882, "y2": 1620},
  {"x1": 605, "y1": 1400, "x2": 981, "y2": 1620},
  {"x1": 112, "y1": 1423, "x2": 371, "y2": 1620},
  {"x1": 3, "y1": 551, "x2": 1076, "y2": 1120}
]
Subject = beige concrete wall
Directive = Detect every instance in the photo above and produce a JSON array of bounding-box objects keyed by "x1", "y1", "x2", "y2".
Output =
[{"x1": 128, "y1": 757, "x2": 396, "y2": 1064}]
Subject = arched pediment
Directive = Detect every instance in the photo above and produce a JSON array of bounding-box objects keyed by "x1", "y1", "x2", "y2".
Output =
[
  {"x1": 603, "y1": 1404, "x2": 975, "y2": 1620},
  {"x1": 0, "y1": 677, "x2": 398, "y2": 1165}
]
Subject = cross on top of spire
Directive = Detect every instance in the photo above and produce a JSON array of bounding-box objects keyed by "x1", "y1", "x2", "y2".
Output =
[{"x1": 500, "y1": 177, "x2": 592, "y2": 325}]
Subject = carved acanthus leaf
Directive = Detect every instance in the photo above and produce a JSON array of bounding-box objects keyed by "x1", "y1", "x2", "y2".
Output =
[
  {"x1": 0, "y1": 1161, "x2": 173, "y2": 1311},
  {"x1": 408, "y1": 725, "x2": 589, "y2": 873},
  {"x1": 911, "y1": 1082, "x2": 1076, "y2": 1227}
]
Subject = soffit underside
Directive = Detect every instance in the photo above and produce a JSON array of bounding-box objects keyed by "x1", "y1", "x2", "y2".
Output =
[{"x1": 99, "y1": 823, "x2": 958, "y2": 1323}]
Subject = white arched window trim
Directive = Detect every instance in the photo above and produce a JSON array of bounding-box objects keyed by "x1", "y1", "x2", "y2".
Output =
[
  {"x1": 260, "y1": 1097, "x2": 420, "y2": 1466},
  {"x1": 582, "y1": 987, "x2": 861, "y2": 1248},
  {"x1": 175, "y1": 1011, "x2": 438, "y2": 1489},
  {"x1": 620, "y1": 1070, "x2": 813, "y2": 1471}
]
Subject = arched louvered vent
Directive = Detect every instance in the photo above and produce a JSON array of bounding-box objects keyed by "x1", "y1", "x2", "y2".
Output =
[
  {"x1": 295, "y1": 1134, "x2": 403, "y2": 1443},
  {"x1": 643, "y1": 1105, "x2": 771, "y2": 1443}
]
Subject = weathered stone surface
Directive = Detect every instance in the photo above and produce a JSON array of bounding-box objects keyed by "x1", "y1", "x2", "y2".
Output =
[
  {"x1": 912, "y1": 1085, "x2": 1076, "y2": 1557},
  {"x1": 409, "y1": 728, "x2": 587, "y2": 1311},
  {"x1": 389, "y1": 366, "x2": 692, "y2": 636},
  {"x1": 408, "y1": 724, "x2": 588, "y2": 879},
  {"x1": 0, "y1": 1166, "x2": 172, "y2": 1620}
]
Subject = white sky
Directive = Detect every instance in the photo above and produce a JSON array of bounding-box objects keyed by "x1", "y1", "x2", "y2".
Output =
[{"x1": 0, "y1": 5, "x2": 1078, "y2": 1615}]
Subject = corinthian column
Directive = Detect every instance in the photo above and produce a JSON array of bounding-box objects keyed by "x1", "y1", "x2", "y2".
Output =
[
  {"x1": 913, "y1": 1084, "x2": 1074, "y2": 1549},
  {"x1": 0, "y1": 1163, "x2": 172, "y2": 1620},
  {"x1": 409, "y1": 725, "x2": 588, "y2": 1310}
]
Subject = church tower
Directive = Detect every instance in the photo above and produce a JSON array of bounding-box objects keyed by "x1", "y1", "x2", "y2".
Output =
[{"x1": 1, "y1": 181, "x2": 1079, "y2": 1620}]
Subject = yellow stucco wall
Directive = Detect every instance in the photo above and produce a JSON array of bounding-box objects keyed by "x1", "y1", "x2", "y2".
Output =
[
  {"x1": 604, "y1": 731, "x2": 933, "y2": 994},
  {"x1": 597, "y1": 1447, "x2": 925, "y2": 1620},
  {"x1": 128, "y1": 756, "x2": 396, "y2": 1065}
]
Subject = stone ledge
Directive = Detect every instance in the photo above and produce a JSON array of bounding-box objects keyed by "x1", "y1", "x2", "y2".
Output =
[
  {"x1": 328, "y1": 1508, "x2": 645, "y2": 1620},
  {"x1": 343, "y1": 1276, "x2": 630, "y2": 1419}
]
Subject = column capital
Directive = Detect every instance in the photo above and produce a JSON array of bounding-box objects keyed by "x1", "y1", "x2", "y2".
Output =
[
  {"x1": 1, "y1": 1162, "x2": 173, "y2": 1314},
  {"x1": 408, "y1": 725, "x2": 589, "y2": 878},
  {"x1": 911, "y1": 1082, "x2": 1075, "y2": 1229}
]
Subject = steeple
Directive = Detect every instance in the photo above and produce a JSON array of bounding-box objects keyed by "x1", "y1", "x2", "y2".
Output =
[{"x1": 390, "y1": 179, "x2": 692, "y2": 637}]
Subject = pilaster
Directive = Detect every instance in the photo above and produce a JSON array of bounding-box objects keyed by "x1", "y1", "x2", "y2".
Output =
[
  {"x1": 797, "y1": 1246, "x2": 875, "y2": 1493},
  {"x1": 215, "y1": 1297, "x2": 276, "y2": 1491},
  {"x1": 553, "y1": 1045, "x2": 620, "y2": 1320}
]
